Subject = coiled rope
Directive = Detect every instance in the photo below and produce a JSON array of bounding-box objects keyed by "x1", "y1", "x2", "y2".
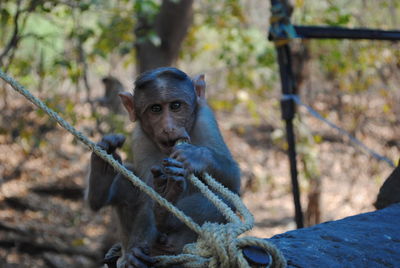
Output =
[{"x1": 0, "y1": 70, "x2": 286, "y2": 268}]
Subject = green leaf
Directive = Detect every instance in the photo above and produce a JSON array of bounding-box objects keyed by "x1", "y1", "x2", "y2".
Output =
[{"x1": 1, "y1": 8, "x2": 10, "y2": 26}]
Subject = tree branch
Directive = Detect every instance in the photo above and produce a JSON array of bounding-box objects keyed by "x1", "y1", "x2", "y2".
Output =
[{"x1": 0, "y1": 0, "x2": 23, "y2": 64}]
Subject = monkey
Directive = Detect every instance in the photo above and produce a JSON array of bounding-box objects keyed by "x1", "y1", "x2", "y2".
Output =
[
  {"x1": 86, "y1": 67, "x2": 241, "y2": 268},
  {"x1": 98, "y1": 76, "x2": 125, "y2": 114}
]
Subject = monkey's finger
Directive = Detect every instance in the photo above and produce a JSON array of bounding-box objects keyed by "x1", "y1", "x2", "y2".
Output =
[
  {"x1": 162, "y1": 158, "x2": 184, "y2": 168},
  {"x1": 114, "y1": 134, "x2": 126, "y2": 147},
  {"x1": 153, "y1": 175, "x2": 167, "y2": 188},
  {"x1": 112, "y1": 153, "x2": 123, "y2": 164},
  {"x1": 169, "y1": 148, "x2": 181, "y2": 159},
  {"x1": 181, "y1": 160, "x2": 196, "y2": 174},
  {"x1": 98, "y1": 140, "x2": 119, "y2": 154},
  {"x1": 133, "y1": 247, "x2": 156, "y2": 264},
  {"x1": 171, "y1": 143, "x2": 192, "y2": 155},
  {"x1": 169, "y1": 151, "x2": 187, "y2": 164},
  {"x1": 126, "y1": 254, "x2": 147, "y2": 268},
  {"x1": 150, "y1": 166, "x2": 164, "y2": 178},
  {"x1": 103, "y1": 134, "x2": 126, "y2": 149},
  {"x1": 97, "y1": 140, "x2": 122, "y2": 162},
  {"x1": 164, "y1": 166, "x2": 186, "y2": 177},
  {"x1": 97, "y1": 140, "x2": 111, "y2": 152},
  {"x1": 166, "y1": 176, "x2": 187, "y2": 192}
]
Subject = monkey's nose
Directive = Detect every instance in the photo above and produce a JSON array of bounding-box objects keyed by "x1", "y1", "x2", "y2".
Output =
[{"x1": 162, "y1": 124, "x2": 176, "y2": 134}]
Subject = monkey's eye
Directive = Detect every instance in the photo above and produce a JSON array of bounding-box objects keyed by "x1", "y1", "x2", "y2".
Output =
[
  {"x1": 170, "y1": 101, "x2": 181, "y2": 111},
  {"x1": 150, "y1": 104, "x2": 162, "y2": 113}
]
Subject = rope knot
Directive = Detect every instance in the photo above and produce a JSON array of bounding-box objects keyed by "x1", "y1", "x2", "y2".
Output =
[
  {"x1": 182, "y1": 222, "x2": 243, "y2": 267},
  {"x1": 182, "y1": 222, "x2": 288, "y2": 268}
]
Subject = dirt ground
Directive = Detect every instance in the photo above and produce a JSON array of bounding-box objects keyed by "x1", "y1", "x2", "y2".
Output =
[{"x1": 0, "y1": 92, "x2": 398, "y2": 267}]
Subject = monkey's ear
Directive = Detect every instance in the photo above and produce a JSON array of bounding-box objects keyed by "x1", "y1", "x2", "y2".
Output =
[
  {"x1": 118, "y1": 92, "x2": 136, "y2": 122},
  {"x1": 193, "y1": 74, "x2": 206, "y2": 100}
]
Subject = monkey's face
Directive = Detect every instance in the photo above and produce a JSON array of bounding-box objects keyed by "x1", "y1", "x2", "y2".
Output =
[{"x1": 136, "y1": 86, "x2": 197, "y2": 155}]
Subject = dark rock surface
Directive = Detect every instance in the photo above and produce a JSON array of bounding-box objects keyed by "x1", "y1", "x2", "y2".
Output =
[
  {"x1": 375, "y1": 164, "x2": 400, "y2": 210},
  {"x1": 268, "y1": 204, "x2": 400, "y2": 267}
]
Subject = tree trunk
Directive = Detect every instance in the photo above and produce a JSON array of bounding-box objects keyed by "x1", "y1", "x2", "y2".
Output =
[{"x1": 135, "y1": 0, "x2": 194, "y2": 74}]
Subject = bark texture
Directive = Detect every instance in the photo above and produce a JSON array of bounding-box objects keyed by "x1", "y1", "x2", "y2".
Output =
[{"x1": 135, "y1": 0, "x2": 194, "y2": 73}]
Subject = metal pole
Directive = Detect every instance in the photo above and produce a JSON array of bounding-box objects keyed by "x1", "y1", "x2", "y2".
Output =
[
  {"x1": 293, "y1": 25, "x2": 400, "y2": 41},
  {"x1": 269, "y1": 0, "x2": 304, "y2": 229},
  {"x1": 276, "y1": 44, "x2": 304, "y2": 229}
]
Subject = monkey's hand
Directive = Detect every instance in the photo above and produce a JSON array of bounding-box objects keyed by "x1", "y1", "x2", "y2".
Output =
[
  {"x1": 103, "y1": 243, "x2": 122, "y2": 268},
  {"x1": 87, "y1": 134, "x2": 126, "y2": 211},
  {"x1": 91, "y1": 134, "x2": 126, "y2": 172},
  {"x1": 151, "y1": 158, "x2": 187, "y2": 203},
  {"x1": 171, "y1": 143, "x2": 212, "y2": 175},
  {"x1": 117, "y1": 246, "x2": 155, "y2": 268}
]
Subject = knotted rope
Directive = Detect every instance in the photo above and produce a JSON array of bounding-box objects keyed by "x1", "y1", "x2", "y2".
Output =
[{"x1": 0, "y1": 70, "x2": 286, "y2": 268}]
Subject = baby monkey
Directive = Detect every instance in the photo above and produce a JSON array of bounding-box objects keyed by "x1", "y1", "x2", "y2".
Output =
[{"x1": 87, "y1": 67, "x2": 241, "y2": 268}]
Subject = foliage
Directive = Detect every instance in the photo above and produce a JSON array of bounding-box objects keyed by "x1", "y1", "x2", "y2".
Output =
[
  {"x1": 1, "y1": 0, "x2": 399, "y2": 152},
  {"x1": 181, "y1": 0, "x2": 277, "y2": 112},
  {"x1": 293, "y1": 0, "x2": 399, "y2": 99},
  {"x1": 289, "y1": 0, "x2": 400, "y2": 191}
]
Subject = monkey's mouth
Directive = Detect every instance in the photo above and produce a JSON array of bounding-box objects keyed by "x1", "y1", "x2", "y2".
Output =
[
  {"x1": 161, "y1": 140, "x2": 178, "y2": 148},
  {"x1": 159, "y1": 138, "x2": 188, "y2": 154},
  {"x1": 158, "y1": 139, "x2": 179, "y2": 154}
]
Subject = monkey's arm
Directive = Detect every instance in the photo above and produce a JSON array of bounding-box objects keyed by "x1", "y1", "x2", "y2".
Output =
[
  {"x1": 173, "y1": 104, "x2": 241, "y2": 194},
  {"x1": 172, "y1": 143, "x2": 240, "y2": 194},
  {"x1": 205, "y1": 149, "x2": 241, "y2": 194},
  {"x1": 86, "y1": 134, "x2": 126, "y2": 211}
]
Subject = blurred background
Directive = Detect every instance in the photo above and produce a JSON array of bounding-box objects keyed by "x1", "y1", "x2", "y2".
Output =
[{"x1": 0, "y1": 0, "x2": 399, "y2": 267}]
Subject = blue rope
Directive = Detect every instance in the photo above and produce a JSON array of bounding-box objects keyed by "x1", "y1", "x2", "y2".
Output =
[{"x1": 282, "y1": 94, "x2": 396, "y2": 168}]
